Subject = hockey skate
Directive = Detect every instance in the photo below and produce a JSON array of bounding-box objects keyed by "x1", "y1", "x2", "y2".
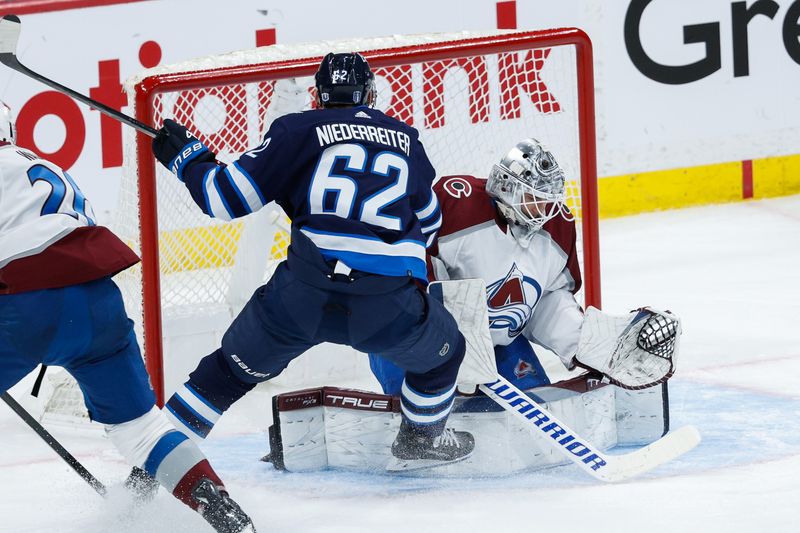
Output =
[
  {"x1": 387, "y1": 422, "x2": 475, "y2": 472},
  {"x1": 123, "y1": 467, "x2": 160, "y2": 503},
  {"x1": 192, "y1": 478, "x2": 256, "y2": 533}
]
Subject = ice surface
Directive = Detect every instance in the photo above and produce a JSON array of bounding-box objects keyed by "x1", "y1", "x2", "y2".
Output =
[{"x1": 2, "y1": 195, "x2": 799, "y2": 532}]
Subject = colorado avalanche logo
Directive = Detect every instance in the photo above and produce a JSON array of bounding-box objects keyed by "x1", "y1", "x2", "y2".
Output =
[
  {"x1": 514, "y1": 359, "x2": 536, "y2": 379},
  {"x1": 486, "y1": 264, "x2": 540, "y2": 338},
  {"x1": 443, "y1": 177, "x2": 472, "y2": 198}
]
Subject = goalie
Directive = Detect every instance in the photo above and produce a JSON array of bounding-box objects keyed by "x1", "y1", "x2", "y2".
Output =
[{"x1": 369, "y1": 138, "x2": 681, "y2": 395}]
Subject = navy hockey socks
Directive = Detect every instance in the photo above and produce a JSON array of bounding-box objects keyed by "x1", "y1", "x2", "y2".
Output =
[
  {"x1": 166, "y1": 349, "x2": 255, "y2": 438},
  {"x1": 400, "y1": 334, "x2": 465, "y2": 437},
  {"x1": 399, "y1": 380, "x2": 457, "y2": 437}
]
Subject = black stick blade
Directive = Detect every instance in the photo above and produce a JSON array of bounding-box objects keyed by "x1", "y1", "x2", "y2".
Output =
[{"x1": 0, "y1": 15, "x2": 21, "y2": 59}]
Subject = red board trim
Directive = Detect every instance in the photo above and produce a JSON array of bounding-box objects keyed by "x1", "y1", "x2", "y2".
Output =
[
  {"x1": 742, "y1": 159, "x2": 754, "y2": 199},
  {"x1": 0, "y1": 0, "x2": 148, "y2": 16}
]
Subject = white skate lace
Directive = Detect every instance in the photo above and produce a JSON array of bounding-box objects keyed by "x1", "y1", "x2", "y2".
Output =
[{"x1": 433, "y1": 427, "x2": 459, "y2": 449}]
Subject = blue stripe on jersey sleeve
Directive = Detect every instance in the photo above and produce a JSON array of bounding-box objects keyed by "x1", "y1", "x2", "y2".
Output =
[
  {"x1": 420, "y1": 212, "x2": 442, "y2": 234},
  {"x1": 232, "y1": 161, "x2": 267, "y2": 207},
  {"x1": 220, "y1": 167, "x2": 252, "y2": 215},
  {"x1": 213, "y1": 170, "x2": 248, "y2": 218},
  {"x1": 200, "y1": 167, "x2": 215, "y2": 216},
  {"x1": 414, "y1": 191, "x2": 439, "y2": 221}
]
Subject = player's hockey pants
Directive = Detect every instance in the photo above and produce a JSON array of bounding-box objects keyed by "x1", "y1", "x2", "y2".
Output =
[
  {"x1": 168, "y1": 231, "x2": 466, "y2": 436},
  {"x1": 226, "y1": 237, "x2": 463, "y2": 385},
  {"x1": 0, "y1": 277, "x2": 155, "y2": 423}
]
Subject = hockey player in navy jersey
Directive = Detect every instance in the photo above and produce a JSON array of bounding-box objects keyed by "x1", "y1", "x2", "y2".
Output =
[
  {"x1": 152, "y1": 52, "x2": 473, "y2": 470},
  {"x1": 0, "y1": 103, "x2": 254, "y2": 533}
]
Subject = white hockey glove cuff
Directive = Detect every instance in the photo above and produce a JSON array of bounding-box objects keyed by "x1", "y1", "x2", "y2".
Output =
[{"x1": 574, "y1": 307, "x2": 682, "y2": 390}]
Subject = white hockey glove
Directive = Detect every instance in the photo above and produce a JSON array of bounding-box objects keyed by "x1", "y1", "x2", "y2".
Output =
[{"x1": 573, "y1": 307, "x2": 682, "y2": 390}]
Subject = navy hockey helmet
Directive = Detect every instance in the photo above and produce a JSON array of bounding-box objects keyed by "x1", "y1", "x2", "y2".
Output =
[{"x1": 314, "y1": 52, "x2": 376, "y2": 108}]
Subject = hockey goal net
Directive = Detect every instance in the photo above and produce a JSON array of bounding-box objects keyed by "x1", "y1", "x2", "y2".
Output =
[{"x1": 40, "y1": 28, "x2": 599, "y2": 419}]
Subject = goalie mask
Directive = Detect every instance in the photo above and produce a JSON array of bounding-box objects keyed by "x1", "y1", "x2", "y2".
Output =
[
  {"x1": 0, "y1": 101, "x2": 15, "y2": 144},
  {"x1": 486, "y1": 138, "x2": 572, "y2": 246},
  {"x1": 315, "y1": 52, "x2": 376, "y2": 108}
]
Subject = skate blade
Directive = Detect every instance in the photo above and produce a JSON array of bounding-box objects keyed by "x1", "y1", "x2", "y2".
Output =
[{"x1": 386, "y1": 450, "x2": 473, "y2": 472}]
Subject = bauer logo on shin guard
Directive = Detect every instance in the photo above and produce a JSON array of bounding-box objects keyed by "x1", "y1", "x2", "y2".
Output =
[{"x1": 484, "y1": 379, "x2": 607, "y2": 471}]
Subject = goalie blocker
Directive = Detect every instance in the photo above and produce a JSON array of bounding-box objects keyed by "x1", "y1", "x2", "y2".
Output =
[{"x1": 265, "y1": 374, "x2": 669, "y2": 476}]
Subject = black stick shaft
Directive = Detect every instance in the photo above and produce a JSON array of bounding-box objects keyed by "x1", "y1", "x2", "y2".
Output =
[
  {"x1": 0, "y1": 54, "x2": 158, "y2": 138},
  {"x1": 1, "y1": 392, "x2": 107, "y2": 496}
]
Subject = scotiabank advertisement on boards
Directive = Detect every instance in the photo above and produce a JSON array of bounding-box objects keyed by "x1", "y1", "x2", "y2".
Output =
[{"x1": 0, "y1": 0, "x2": 798, "y2": 218}]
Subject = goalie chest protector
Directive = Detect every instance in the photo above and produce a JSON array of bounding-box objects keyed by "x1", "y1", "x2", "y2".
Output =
[{"x1": 429, "y1": 175, "x2": 582, "y2": 348}]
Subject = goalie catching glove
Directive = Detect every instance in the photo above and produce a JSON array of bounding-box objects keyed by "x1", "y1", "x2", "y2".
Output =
[{"x1": 574, "y1": 307, "x2": 682, "y2": 390}]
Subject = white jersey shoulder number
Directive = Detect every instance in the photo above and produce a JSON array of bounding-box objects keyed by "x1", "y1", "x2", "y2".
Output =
[{"x1": 0, "y1": 146, "x2": 96, "y2": 267}]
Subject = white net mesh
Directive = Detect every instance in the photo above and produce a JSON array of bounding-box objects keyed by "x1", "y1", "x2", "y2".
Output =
[{"x1": 41, "y1": 30, "x2": 595, "y2": 420}]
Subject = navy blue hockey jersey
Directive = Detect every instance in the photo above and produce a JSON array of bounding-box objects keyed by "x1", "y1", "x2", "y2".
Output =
[{"x1": 176, "y1": 107, "x2": 441, "y2": 281}]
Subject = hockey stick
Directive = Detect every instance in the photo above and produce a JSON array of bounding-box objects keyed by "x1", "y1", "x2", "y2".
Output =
[
  {"x1": 1, "y1": 392, "x2": 107, "y2": 496},
  {"x1": 1, "y1": 392, "x2": 159, "y2": 499},
  {"x1": 0, "y1": 14, "x2": 158, "y2": 138},
  {"x1": 479, "y1": 376, "x2": 701, "y2": 483}
]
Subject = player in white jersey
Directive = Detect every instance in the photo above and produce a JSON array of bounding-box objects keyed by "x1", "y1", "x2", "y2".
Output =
[
  {"x1": 0, "y1": 103, "x2": 254, "y2": 533},
  {"x1": 371, "y1": 138, "x2": 680, "y2": 394}
]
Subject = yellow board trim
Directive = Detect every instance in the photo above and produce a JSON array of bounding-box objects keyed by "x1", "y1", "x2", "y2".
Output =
[
  {"x1": 753, "y1": 154, "x2": 800, "y2": 199},
  {"x1": 599, "y1": 153, "x2": 800, "y2": 219}
]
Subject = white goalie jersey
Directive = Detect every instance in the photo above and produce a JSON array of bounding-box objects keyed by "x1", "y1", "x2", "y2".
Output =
[{"x1": 429, "y1": 174, "x2": 584, "y2": 368}]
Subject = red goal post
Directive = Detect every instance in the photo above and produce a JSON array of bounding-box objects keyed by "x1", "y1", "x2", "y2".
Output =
[{"x1": 119, "y1": 28, "x2": 600, "y2": 405}]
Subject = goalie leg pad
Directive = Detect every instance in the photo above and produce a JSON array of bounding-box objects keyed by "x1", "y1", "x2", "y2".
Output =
[{"x1": 267, "y1": 375, "x2": 669, "y2": 476}]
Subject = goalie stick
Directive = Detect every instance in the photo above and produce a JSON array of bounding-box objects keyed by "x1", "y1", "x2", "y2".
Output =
[
  {"x1": 479, "y1": 376, "x2": 701, "y2": 482},
  {"x1": 0, "y1": 14, "x2": 158, "y2": 138}
]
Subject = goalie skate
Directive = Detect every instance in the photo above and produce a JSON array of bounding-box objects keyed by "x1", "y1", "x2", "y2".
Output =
[{"x1": 387, "y1": 424, "x2": 475, "y2": 472}]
